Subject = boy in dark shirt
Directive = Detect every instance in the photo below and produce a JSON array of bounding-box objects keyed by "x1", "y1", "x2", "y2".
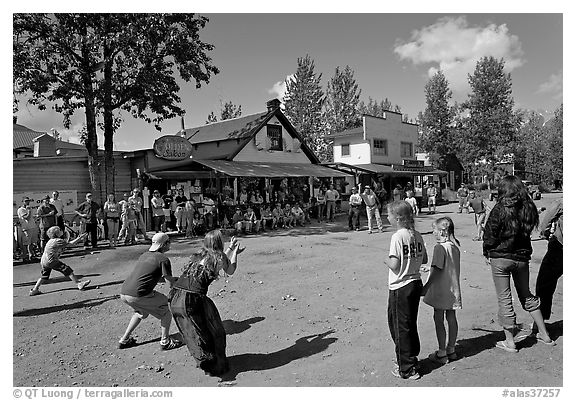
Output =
[{"x1": 118, "y1": 232, "x2": 183, "y2": 350}]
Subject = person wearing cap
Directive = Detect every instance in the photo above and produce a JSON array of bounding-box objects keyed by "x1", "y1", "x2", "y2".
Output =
[
  {"x1": 457, "y1": 183, "x2": 470, "y2": 214},
  {"x1": 359, "y1": 184, "x2": 383, "y2": 234},
  {"x1": 150, "y1": 190, "x2": 165, "y2": 233},
  {"x1": 103, "y1": 193, "x2": 120, "y2": 247},
  {"x1": 37, "y1": 195, "x2": 59, "y2": 251},
  {"x1": 348, "y1": 186, "x2": 363, "y2": 231},
  {"x1": 29, "y1": 226, "x2": 90, "y2": 296},
  {"x1": 75, "y1": 193, "x2": 101, "y2": 249},
  {"x1": 169, "y1": 230, "x2": 244, "y2": 376},
  {"x1": 118, "y1": 232, "x2": 183, "y2": 351},
  {"x1": 427, "y1": 182, "x2": 438, "y2": 215},
  {"x1": 17, "y1": 197, "x2": 40, "y2": 262}
]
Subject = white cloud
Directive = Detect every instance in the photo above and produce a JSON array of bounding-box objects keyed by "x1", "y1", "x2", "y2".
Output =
[
  {"x1": 267, "y1": 74, "x2": 295, "y2": 101},
  {"x1": 394, "y1": 16, "x2": 524, "y2": 94},
  {"x1": 537, "y1": 71, "x2": 563, "y2": 100}
]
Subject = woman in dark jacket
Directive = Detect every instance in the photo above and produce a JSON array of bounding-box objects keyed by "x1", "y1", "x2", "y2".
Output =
[
  {"x1": 168, "y1": 230, "x2": 243, "y2": 376},
  {"x1": 483, "y1": 175, "x2": 555, "y2": 352}
]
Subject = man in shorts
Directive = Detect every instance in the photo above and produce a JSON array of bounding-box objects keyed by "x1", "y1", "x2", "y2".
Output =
[
  {"x1": 17, "y1": 197, "x2": 40, "y2": 262},
  {"x1": 37, "y1": 195, "x2": 58, "y2": 251},
  {"x1": 29, "y1": 226, "x2": 90, "y2": 296},
  {"x1": 457, "y1": 183, "x2": 470, "y2": 213},
  {"x1": 118, "y1": 232, "x2": 183, "y2": 350}
]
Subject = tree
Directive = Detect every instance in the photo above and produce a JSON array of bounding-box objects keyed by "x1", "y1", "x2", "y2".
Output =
[
  {"x1": 324, "y1": 65, "x2": 361, "y2": 136},
  {"x1": 205, "y1": 100, "x2": 242, "y2": 124},
  {"x1": 14, "y1": 14, "x2": 219, "y2": 199},
  {"x1": 463, "y1": 56, "x2": 518, "y2": 180},
  {"x1": 358, "y1": 97, "x2": 385, "y2": 118},
  {"x1": 282, "y1": 55, "x2": 329, "y2": 161},
  {"x1": 420, "y1": 70, "x2": 456, "y2": 169},
  {"x1": 543, "y1": 104, "x2": 563, "y2": 185}
]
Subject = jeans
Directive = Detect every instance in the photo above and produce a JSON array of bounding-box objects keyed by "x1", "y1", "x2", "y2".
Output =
[
  {"x1": 175, "y1": 207, "x2": 185, "y2": 231},
  {"x1": 490, "y1": 258, "x2": 541, "y2": 329},
  {"x1": 317, "y1": 203, "x2": 325, "y2": 221},
  {"x1": 535, "y1": 238, "x2": 563, "y2": 320},
  {"x1": 348, "y1": 206, "x2": 360, "y2": 229},
  {"x1": 326, "y1": 201, "x2": 336, "y2": 221},
  {"x1": 366, "y1": 205, "x2": 383, "y2": 231},
  {"x1": 152, "y1": 215, "x2": 165, "y2": 233},
  {"x1": 388, "y1": 280, "x2": 422, "y2": 377},
  {"x1": 84, "y1": 222, "x2": 98, "y2": 247},
  {"x1": 106, "y1": 218, "x2": 119, "y2": 245}
]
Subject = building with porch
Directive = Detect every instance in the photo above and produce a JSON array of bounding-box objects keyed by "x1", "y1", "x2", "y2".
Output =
[{"x1": 325, "y1": 113, "x2": 447, "y2": 200}]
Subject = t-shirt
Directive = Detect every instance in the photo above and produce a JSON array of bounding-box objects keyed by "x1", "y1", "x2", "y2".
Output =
[
  {"x1": 405, "y1": 197, "x2": 418, "y2": 213},
  {"x1": 325, "y1": 189, "x2": 339, "y2": 201},
  {"x1": 203, "y1": 197, "x2": 215, "y2": 213},
  {"x1": 18, "y1": 206, "x2": 36, "y2": 230},
  {"x1": 388, "y1": 228, "x2": 427, "y2": 290},
  {"x1": 349, "y1": 193, "x2": 363, "y2": 206},
  {"x1": 121, "y1": 251, "x2": 172, "y2": 297},
  {"x1": 468, "y1": 198, "x2": 485, "y2": 214},
  {"x1": 104, "y1": 201, "x2": 120, "y2": 218},
  {"x1": 360, "y1": 192, "x2": 378, "y2": 208},
  {"x1": 76, "y1": 201, "x2": 100, "y2": 223},
  {"x1": 457, "y1": 187, "x2": 469, "y2": 198},
  {"x1": 423, "y1": 241, "x2": 462, "y2": 310},
  {"x1": 427, "y1": 186, "x2": 437, "y2": 197},
  {"x1": 128, "y1": 196, "x2": 143, "y2": 212},
  {"x1": 37, "y1": 204, "x2": 58, "y2": 228},
  {"x1": 175, "y1": 195, "x2": 187, "y2": 208},
  {"x1": 51, "y1": 198, "x2": 65, "y2": 216},
  {"x1": 161, "y1": 194, "x2": 173, "y2": 209},
  {"x1": 41, "y1": 238, "x2": 68, "y2": 268}
]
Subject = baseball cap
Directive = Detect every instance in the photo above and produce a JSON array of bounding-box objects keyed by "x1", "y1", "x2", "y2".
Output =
[
  {"x1": 23, "y1": 197, "x2": 31, "y2": 202},
  {"x1": 364, "y1": 185, "x2": 371, "y2": 189},
  {"x1": 149, "y1": 232, "x2": 170, "y2": 252},
  {"x1": 43, "y1": 195, "x2": 51, "y2": 200}
]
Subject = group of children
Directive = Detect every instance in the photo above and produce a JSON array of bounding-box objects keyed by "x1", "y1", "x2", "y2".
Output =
[
  {"x1": 385, "y1": 200, "x2": 462, "y2": 380},
  {"x1": 228, "y1": 203, "x2": 309, "y2": 235}
]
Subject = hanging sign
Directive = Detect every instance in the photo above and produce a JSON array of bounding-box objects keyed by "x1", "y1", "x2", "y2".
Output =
[{"x1": 153, "y1": 135, "x2": 193, "y2": 160}]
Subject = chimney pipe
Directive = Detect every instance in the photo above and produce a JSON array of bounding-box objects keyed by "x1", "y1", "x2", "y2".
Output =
[
  {"x1": 180, "y1": 116, "x2": 186, "y2": 137},
  {"x1": 266, "y1": 99, "x2": 281, "y2": 111}
]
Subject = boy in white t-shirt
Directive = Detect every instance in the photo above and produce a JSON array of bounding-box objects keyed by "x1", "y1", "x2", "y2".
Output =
[
  {"x1": 405, "y1": 190, "x2": 419, "y2": 216},
  {"x1": 386, "y1": 200, "x2": 428, "y2": 380}
]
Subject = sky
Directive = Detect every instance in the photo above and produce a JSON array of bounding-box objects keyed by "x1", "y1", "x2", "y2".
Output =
[{"x1": 12, "y1": 10, "x2": 564, "y2": 153}]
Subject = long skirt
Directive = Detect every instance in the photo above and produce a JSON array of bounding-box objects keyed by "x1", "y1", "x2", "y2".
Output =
[{"x1": 168, "y1": 288, "x2": 229, "y2": 376}]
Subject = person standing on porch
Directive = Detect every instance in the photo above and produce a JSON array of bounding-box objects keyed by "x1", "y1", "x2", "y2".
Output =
[
  {"x1": 51, "y1": 191, "x2": 65, "y2": 231},
  {"x1": 174, "y1": 188, "x2": 188, "y2": 234},
  {"x1": 360, "y1": 184, "x2": 383, "y2": 234},
  {"x1": 150, "y1": 190, "x2": 165, "y2": 233},
  {"x1": 129, "y1": 188, "x2": 150, "y2": 241},
  {"x1": 325, "y1": 184, "x2": 340, "y2": 222},
  {"x1": 348, "y1": 186, "x2": 362, "y2": 231}
]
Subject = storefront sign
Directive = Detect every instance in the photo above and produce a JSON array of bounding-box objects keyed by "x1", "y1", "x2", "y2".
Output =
[
  {"x1": 402, "y1": 159, "x2": 424, "y2": 167},
  {"x1": 153, "y1": 135, "x2": 193, "y2": 160}
]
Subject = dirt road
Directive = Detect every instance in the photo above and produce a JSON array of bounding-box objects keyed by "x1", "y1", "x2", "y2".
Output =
[{"x1": 13, "y1": 193, "x2": 563, "y2": 387}]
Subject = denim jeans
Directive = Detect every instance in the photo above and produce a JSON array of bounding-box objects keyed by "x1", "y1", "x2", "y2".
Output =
[
  {"x1": 348, "y1": 206, "x2": 360, "y2": 229},
  {"x1": 490, "y1": 258, "x2": 541, "y2": 329},
  {"x1": 326, "y1": 201, "x2": 336, "y2": 221},
  {"x1": 388, "y1": 279, "x2": 422, "y2": 376}
]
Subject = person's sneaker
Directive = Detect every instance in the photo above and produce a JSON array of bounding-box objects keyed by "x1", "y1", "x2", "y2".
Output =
[
  {"x1": 118, "y1": 337, "x2": 137, "y2": 349},
  {"x1": 391, "y1": 366, "x2": 421, "y2": 380},
  {"x1": 29, "y1": 288, "x2": 42, "y2": 296},
  {"x1": 160, "y1": 337, "x2": 184, "y2": 351},
  {"x1": 77, "y1": 280, "x2": 91, "y2": 290},
  {"x1": 368, "y1": 230, "x2": 373, "y2": 234},
  {"x1": 355, "y1": 228, "x2": 359, "y2": 231}
]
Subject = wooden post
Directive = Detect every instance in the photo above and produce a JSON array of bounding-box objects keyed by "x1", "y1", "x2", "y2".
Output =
[{"x1": 233, "y1": 177, "x2": 238, "y2": 205}]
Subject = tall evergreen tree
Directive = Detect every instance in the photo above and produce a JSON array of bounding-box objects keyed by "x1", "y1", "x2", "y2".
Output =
[
  {"x1": 420, "y1": 70, "x2": 455, "y2": 169},
  {"x1": 463, "y1": 56, "x2": 518, "y2": 178},
  {"x1": 282, "y1": 55, "x2": 328, "y2": 161},
  {"x1": 324, "y1": 65, "x2": 361, "y2": 135}
]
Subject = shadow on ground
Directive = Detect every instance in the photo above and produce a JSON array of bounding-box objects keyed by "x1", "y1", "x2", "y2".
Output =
[
  {"x1": 222, "y1": 317, "x2": 265, "y2": 335},
  {"x1": 13, "y1": 295, "x2": 119, "y2": 317},
  {"x1": 218, "y1": 329, "x2": 337, "y2": 382}
]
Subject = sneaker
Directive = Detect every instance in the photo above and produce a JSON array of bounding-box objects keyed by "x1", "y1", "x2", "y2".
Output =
[
  {"x1": 391, "y1": 366, "x2": 421, "y2": 380},
  {"x1": 160, "y1": 337, "x2": 184, "y2": 351},
  {"x1": 118, "y1": 337, "x2": 137, "y2": 349},
  {"x1": 428, "y1": 351, "x2": 448, "y2": 365},
  {"x1": 355, "y1": 228, "x2": 359, "y2": 231},
  {"x1": 29, "y1": 288, "x2": 42, "y2": 296},
  {"x1": 77, "y1": 280, "x2": 91, "y2": 290},
  {"x1": 368, "y1": 230, "x2": 373, "y2": 234}
]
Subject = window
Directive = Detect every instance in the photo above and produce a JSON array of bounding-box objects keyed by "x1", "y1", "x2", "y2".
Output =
[
  {"x1": 267, "y1": 125, "x2": 283, "y2": 151},
  {"x1": 401, "y1": 142, "x2": 413, "y2": 158},
  {"x1": 341, "y1": 143, "x2": 350, "y2": 156},
  {"x1": 373, "y1": 139, "x2": 388, "y2": 156}
]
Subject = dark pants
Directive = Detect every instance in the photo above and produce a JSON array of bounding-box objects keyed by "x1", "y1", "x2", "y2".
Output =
[
  {"x1": 152, "y1": 215, "x2": 165, "y2": 232},
  {"x1": 535, "y1": 238, "x2": 563, "y2": 321},
  {"x1": 56, "y1": 215, "x2": 65, "y2": 231},
  {"x1": 348, "y1": 206, "x2": 360, "y2": 229},
  {"x1": 84, "y1": 222, "x2": 98, "y2": 247},
  {"x1": 388, "y1": 280, "x2": 422, "y2": 377}
]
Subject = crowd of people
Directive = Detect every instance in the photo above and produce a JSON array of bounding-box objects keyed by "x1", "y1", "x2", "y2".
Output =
[{"x1": 18, "y1": 175, "x2": 562, "y2": 381}]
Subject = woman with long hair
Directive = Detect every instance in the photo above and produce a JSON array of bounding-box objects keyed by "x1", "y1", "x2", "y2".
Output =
[
  {"x1": 168, "y1": 230, "x2": 244, "y2": 376},
  {"x1": 483, "y1": 175, "x2": 555, "y2": 352}
]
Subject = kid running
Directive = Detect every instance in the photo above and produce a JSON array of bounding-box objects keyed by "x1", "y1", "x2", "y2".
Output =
[
  {"x1": 29, "y1": 226, "x2": 90, "y2": 296},
  {"x1": 422, "y1": 217, "x2": 462, "y2": 364},
  {"x1": 385, "y1": 200, "x2": 428, "y2": 380}
]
